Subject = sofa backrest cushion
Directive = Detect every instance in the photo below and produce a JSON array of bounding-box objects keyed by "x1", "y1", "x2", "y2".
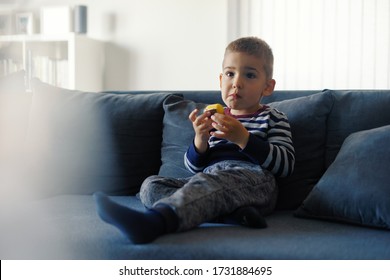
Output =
[
  {"x1": 159, "y1": 91, "x2": 334, "y2": 210},
  {"x1": 0, "y1": 71, "x2": 30, "y2": 190},
  {"x1": 325, "y1": 90, "x2": 390, "y2": 167},
  {"x1": 270, "y1": 91, "x2": 334, "y2": 209},
  {"x1": 159, "y1": 95, "x2": 204, "y2": 178},
  {"x1": 296, "y1": 125, "x2": 390, "y2": 230},
  {"x1": 24, "y1": 79, "x2": 171, "y2": 196}
]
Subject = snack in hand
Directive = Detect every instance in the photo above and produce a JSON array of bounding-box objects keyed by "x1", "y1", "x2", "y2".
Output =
[{"x1": 204, "y1": 103, "x2": 224, "y2": 115}]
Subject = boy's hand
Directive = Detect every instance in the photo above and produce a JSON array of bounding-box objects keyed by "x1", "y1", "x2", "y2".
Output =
[
  {"x1": 189, "y1": 109, "x2": 214, "y2": 153},
  {"x1": 210, "y1": 113, "x2": 250, "y2": 149}
]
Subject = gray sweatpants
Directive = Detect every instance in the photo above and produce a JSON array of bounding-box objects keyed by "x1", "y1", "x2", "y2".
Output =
[{"x1": 139, "y1": 160, "x2": 277, "y2": 232}]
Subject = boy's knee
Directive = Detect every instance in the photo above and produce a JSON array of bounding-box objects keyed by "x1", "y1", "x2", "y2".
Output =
[
  {"x1": 141, "y1": 175, "x2": 161, "y2": 186},
  {"x1": 139, "y1": 175, "x2": 161, "y2": 208}
]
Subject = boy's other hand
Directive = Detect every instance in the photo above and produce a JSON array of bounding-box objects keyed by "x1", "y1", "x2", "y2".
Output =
[
  {"x1": 189, "y1": 109, "x2": 214, "y2": 153},
  {"x1": 210, "y1": 113, "x2": 250, "y2": 149}
]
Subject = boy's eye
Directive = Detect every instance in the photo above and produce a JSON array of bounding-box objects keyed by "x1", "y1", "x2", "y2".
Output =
[
  {"x1": 246, "y1": 73, "x2": 256, "y2": 79},
  {"x1": 225, "y1": 71, "x2": 234, "y2": 77}
]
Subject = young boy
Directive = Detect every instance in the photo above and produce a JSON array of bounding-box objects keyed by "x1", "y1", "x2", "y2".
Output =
[{"x1": 94, "y1": 37, "x2": 295, "y2": 244}]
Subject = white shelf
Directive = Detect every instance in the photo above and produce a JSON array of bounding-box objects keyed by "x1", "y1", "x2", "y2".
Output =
[
  {"x1": 0, "y1": 33, "x2": 105, "y2": 92},
  {"x1": 0, "y1": 33, "x2": 85, "y2": 42}
]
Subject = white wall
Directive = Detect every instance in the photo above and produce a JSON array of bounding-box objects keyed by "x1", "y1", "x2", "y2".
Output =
[
  {"x1": 16, "y1": 0, "x2": 228, "y2": 90},
  {"x1": 11, "y1": 0, "x2": 389, "y2": 91},
  {"x1": 229, "y1": 0, "x2": 390, "y2": 90}
]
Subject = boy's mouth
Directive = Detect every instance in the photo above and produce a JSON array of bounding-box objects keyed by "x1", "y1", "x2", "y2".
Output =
[{"x1": 229, "y1": 92, "x2": 240, "y2": 100}]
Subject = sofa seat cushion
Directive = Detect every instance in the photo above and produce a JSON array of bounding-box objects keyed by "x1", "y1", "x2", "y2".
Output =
[
  {"x1": 2, "y1": 195, "x2": 390, "y2": 260},
  {"x1": 159, "y1": 91, "x2": 334, "y2": 209},
  {"x1": 296, "y1": 125, "x2": 390, "y2": 229},
  {"x1": 24, "y1": 79, "x2": 172, "y2": 196}
]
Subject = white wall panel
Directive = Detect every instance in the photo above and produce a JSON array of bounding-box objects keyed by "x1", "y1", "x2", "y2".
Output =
[
  {"x1": 14, "y1": 0, "x2": 228, "y2": 90},
  {"x1": 229, "y1": 0, "x2": 390, "y2": 89}
]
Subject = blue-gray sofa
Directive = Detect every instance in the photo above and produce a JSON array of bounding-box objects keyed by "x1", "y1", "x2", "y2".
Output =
[{"x1": 1, "y1": 72, "x2": 390, "y2": 259}]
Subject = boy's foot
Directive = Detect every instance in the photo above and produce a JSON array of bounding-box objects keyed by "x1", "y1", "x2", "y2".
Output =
[
  {"x1": 93, "y1": 192, "x2": 166, "y2": 244},
  {"x1": 222, "y1": 206, "x2": 267, "y2": 228}
]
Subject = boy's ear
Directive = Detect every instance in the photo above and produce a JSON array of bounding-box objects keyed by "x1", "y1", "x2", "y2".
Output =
[
  {"x1": 263, "y1": 79, "x2": 276, "y2": 96},
  {"x1": 219, "y1": 73, "x2": 223, "y2": 88}
]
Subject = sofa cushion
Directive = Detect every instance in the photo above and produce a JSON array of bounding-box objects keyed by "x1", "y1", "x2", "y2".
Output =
[
  {"x1": 25, "y1": 79, "x2": 171, "y2": 196},
  {"x1": 159, "y1": 95, "x2": 203, "y2": 178},
  {"x1": 3, "y1": 195, "x2": 390, "y2": 259},
  {"x1": 0, "y1": 71, "x2": 30, "y2": 196},
  {"x1": 325, "y1": 90, "x2": 390, "y2": 167},
  {"x1": 269, "y1": 91, "x2": 334, "y2": 209},
  {"x1": 0, "y1": 71, "x2": 30, "y2": 156},
  {"x1": 159, "y1": 91, "x2": 334, "y2": 209},
  {"x1": 295, "y1": 125, "x2": 390, "y2": 230}
]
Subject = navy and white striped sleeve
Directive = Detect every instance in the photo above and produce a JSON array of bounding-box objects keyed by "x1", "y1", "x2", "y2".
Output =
[
  {"x1": 184, "y1": 141, "x2": 208, "y2": 174},
  {"x1": 242, "y1": 109, "x2": 295, "y2": 177}
]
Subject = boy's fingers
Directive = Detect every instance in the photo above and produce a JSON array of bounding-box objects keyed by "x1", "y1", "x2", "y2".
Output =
[{"x1": 189, "y1": 109, "x2": 198, "y2": 121}]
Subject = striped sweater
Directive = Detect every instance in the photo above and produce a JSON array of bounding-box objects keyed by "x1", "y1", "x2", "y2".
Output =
[{"x1": 184, "y1": 106, "x2": 295, "y2": 177}]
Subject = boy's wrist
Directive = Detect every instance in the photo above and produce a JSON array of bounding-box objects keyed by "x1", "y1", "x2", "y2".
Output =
[
  {"x1": 237, "y1": 131, "x2": 250, "y2": 150},
  {"x1": 194, "y1": 136, "x2": 209, "y2": 154}
]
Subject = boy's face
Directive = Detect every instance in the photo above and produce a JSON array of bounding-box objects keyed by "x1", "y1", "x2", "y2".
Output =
[{"x1": 219, "y1": 51, "x2": 275, "y2": 115}]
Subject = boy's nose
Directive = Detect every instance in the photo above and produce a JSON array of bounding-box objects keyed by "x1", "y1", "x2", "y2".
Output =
[{"x1": 233, "y1": 76, "x2": 243, "y2": 89}]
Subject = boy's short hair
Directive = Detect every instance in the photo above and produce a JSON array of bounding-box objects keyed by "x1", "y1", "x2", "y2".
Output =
[{"x1": 225, "y1": 37, "x2": 274, "y2": 79}]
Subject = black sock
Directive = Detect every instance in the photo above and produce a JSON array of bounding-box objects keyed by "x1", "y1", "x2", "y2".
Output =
[
  {"x1": 93, "y1": 192, "x2": 177, "y2": 244},
  {"x1": 221, "y1": 206, "x2": 267, "y2": 228}
]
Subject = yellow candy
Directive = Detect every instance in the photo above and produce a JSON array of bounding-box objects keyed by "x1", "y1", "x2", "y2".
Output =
[{"x1": 204, "y1": 103, "x2": 224, "y2": 115}]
